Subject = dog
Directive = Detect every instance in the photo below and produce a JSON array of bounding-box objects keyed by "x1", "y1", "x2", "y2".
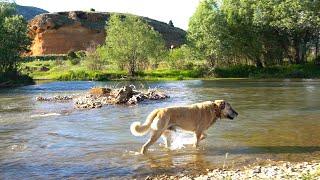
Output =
[{"x1": 130, "y1": 100, "x2": 238, "y2": 154}]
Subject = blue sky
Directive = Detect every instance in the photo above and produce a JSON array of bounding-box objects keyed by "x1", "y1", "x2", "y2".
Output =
[{"x1": 15, "y1": 0, "x2": 200, "y2": 30}]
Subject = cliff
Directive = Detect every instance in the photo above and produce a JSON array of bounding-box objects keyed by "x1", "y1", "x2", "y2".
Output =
[{"x1": 28, "y1": 11, "x2": 186, "y2": 56}]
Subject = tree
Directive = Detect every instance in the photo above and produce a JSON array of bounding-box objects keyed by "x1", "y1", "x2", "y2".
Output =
[
  {"x1": 253, "y1": 0, "x2": 320, "y2": 64},
  {"x1": 188, "y1": 0, "x2": 320, "y2": 67},
  {"x1": 0, "y1": 1, "x2": 31, "y2": 74},
  {"x1": 188, "y1": 0, "x2": 228, "y2": 67},
  {"x1": 103, "y1": 15, "x2": 165, "y2": 76},
  {"x1": 168, "y1": 20, "x2": 174, "y2": 27}
]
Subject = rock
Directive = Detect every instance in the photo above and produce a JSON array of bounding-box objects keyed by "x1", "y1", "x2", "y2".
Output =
[
  {"x1": 28, "y1": 11, "x2": 186, "y2": 55},
  {"x1": 37, "y1": 85, "x2": 169, "y2": 109},
  {"x1": 36, "y1": 95, "x2": 73, "y2": 101},
  {"x1": 115, "y1": 86, "x2": 134, "y2": 104}
]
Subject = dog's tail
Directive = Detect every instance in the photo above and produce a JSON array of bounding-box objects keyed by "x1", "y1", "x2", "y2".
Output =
[{"x1": 130, "y1": 109, "x2": 159, "y2": 136}]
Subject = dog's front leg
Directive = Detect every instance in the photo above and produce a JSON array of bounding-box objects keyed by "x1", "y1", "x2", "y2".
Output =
[
  {"x1": 200, "y1": 133, "x2": 207, "y2": 140},
  {"x1": 161, "y1": 130, "x2": 172, "y2": 148}
]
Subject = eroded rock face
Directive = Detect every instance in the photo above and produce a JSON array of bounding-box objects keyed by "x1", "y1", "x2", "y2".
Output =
[{"x1": 28, "y1": 11, "x2": 186, "y2": 55}]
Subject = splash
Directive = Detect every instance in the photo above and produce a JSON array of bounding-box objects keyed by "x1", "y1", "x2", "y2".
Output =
[{"x1": 31, "y1": 112, "x2": 61, "y2": 118}]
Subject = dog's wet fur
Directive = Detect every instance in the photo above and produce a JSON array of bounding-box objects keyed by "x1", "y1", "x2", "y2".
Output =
[{"x1": 130, "y1": 100, "x2": 238, "y2": 154}]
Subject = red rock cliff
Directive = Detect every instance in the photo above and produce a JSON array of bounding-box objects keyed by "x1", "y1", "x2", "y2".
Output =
[{"x1": 28, "y1": 11, "x2": 186, "y2": 56}]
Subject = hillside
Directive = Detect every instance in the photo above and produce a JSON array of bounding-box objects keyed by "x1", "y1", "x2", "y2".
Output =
[
  {"x1": 16, "y1": 5, "x2": 48, "y2": 20},
  {"x1": 28, "y1": 11, "x2": 187, "y2": 55}
]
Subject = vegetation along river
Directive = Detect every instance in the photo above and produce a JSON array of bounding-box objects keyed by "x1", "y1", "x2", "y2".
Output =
[{"x1": 0, "y1": 79, "x2": 320, "y2": 179}]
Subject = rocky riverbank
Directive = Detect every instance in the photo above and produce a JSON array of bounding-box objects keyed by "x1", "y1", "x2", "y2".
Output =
[
  {"x1": 36, "y1": 85, "x2": 169, "y2": 109},
  {"x1": 149, "y1": 161, "x2": 320, "y2": 180}
]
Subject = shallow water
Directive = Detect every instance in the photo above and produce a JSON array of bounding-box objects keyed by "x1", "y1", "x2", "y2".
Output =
[{"x1": 0, "y1": 79, "x2": 320, "y2": 179}]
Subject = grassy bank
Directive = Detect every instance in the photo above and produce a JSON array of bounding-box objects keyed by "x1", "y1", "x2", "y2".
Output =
[
  {"x1": 20, "y1": 60, "x2": 320, "y2": 81},
  {"x1": 20, "y1": 60, "x2": 205, "y2": 81}
]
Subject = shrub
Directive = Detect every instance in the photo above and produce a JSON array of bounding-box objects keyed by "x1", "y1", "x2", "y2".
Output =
[
  {"x1": 67, "y1": 50, "x2": 78, "y2": 59},
  {"x1": 68, "y1": 58, "x2": 80, "y2": 65},
  {"x1": 83, "y1": 51, "x2": 105, "y2": 71}
]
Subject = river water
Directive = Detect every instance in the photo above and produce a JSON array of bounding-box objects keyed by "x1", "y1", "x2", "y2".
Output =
[{"x1": 0, "y1": 79, "x2": 320, "y2": 179}]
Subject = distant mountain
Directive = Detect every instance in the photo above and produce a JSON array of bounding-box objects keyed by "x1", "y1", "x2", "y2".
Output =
[{"x1": 16, "y1": 5, "x2": 48, "y2": 21}]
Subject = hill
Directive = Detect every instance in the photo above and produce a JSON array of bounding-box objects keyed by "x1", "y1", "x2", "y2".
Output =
[{"x1": 16, "y1": 4, "x2": 48, "y2": 20}]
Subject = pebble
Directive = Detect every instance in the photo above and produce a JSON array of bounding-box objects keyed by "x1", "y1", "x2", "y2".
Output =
[{"x1": 151, "y1": 161, "x2": 320, "y2": 180}]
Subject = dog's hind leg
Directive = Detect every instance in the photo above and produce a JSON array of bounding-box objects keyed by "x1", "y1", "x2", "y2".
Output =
[
  {"x1": 141, "y1": 130, "x2": 163, "y2": 154},
  {"x1": 161, "y1": 130, "x2": 172, "y2": 148},
  {"x1": 193, "y1": 132, "x2": 202, "y2": 148}
]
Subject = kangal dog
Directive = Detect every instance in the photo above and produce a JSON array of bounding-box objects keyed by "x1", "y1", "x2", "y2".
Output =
[{"x1": 130, "y1": 100, "x2": 238, "y2": 154}]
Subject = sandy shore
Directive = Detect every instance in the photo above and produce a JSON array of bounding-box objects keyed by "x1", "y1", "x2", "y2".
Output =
[{"x1": 149, "y1": 161, "x2": 320, "y2": 180}]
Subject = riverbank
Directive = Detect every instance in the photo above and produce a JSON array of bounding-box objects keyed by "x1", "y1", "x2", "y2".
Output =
[
  {"x1": 150, "y1": 161, "x2": 320, "y2": 180},
  {"x1": 21, "y1": 60, "x2": 320, "y2": 81},
  {"x1": 0, "y1": 73, "x2": 34, "y2": 88}
]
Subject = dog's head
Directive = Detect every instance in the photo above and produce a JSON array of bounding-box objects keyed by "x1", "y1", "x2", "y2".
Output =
[{"x1": 213, "y1": 100, "x2": 238, "y2": 120}]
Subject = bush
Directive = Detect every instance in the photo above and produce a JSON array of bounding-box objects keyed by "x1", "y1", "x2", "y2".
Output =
[
  {"x1": 67, "y1": 50, "x2": 78, "y2": 59},
  {"x1": 68, "y1": 58, "x2": 80, "y2": 65},
  {"x1": 83, "y1": 51, "x2": 105, "y2": 71},
  {"x1": 212, "y1": 64, "x2": 320, "y2": 78},
  {"x1": 166, "y1": 45, "x2": 194, "y2": 70}
]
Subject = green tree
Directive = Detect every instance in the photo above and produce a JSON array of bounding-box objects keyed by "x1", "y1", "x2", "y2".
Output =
[
  {"x1": 188, "y1": 0, "x2": 228, "y2": 67},
  {"x1": 0, "y1": 1, "x2": 31, "y2": 74},
  {"x1": 168, "y1": 20, "x2": 174, "y2": 27},
  {"x1": 253, "y1": 0, "x2": 320, "y2": 64},
  {"x1": 103, "y1": 15, "x2": 165, "y2": 76}
]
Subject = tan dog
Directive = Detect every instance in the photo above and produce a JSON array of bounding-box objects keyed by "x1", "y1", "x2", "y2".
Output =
[{"x1": 130, "y1": 100, "x2": 238, "y2": 154}]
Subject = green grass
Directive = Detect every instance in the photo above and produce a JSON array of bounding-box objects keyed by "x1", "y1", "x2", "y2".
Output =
[
  {"x1": 20, "y1": 60, "x2": 320, "y2": 81},
  {"x1": 20, "y1": 60, "x2": 205, "y2": 81}
]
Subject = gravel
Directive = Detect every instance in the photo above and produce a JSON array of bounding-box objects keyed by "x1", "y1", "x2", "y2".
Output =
[{"x1": 150, "y1": 161, "x2": 320, "y2": 180}]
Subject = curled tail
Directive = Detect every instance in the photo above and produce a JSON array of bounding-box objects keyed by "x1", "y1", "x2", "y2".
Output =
[{"x1": 130, "y1": 109, "x2": 159, "y2": 136}]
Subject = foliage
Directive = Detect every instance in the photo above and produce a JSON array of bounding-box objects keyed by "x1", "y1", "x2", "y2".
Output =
[
  {"x1": 83, "y1": 50, "x2": 105, "y2": 71},
  {"x1": 188, "y1": 0, "x2": 320, "y2": 67},
  {"x1": 0, "y1": 1, "x2": 31, "y2": 75},
  {"x1": 166, "y1": 45, "x2": 195, "y2": 70},
  {"x1": 103, "y1": 14, "x2": 166, "y2": 76}
]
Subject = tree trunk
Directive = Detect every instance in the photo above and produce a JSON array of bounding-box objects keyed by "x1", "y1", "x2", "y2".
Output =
[
  {"x1": 207, "y1": 55, "x2": 216, "y2": 68},
  {"x1": 316, "y1": 34, "x2": 319, "y2": 58},
  {"x1": 255, "y1": 58, "x2": 263, "y2": 68},
  {"x1": 294, "y1": 39, "x2": 303, "y2": 64}
]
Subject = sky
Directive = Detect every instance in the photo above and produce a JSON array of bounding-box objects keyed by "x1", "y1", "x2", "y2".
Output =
[{"x1": 15, "y1": 0, "x2": 200, "y2": 30}]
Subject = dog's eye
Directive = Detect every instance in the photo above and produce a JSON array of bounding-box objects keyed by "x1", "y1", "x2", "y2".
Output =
[{"x1": 220, "y1": 102, "x2": 225, "y2": 109}]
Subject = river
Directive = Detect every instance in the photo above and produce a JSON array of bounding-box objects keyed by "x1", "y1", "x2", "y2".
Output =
[{"x1": 0, "y1": 79, "x2": 320, "y2": 179}]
